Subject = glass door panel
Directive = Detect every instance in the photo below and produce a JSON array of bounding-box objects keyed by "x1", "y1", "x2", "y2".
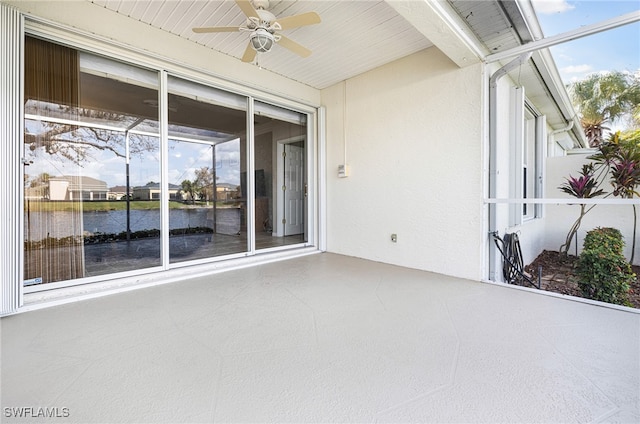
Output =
[
  {"x1": 23, "y1": 38, "x2": 161, "y2": 286},
  {"x1": 253, "y1": 101, "x2": 308, "y2": 250},
  {"x1": 167, "y1": 76, "x2": 247, "y2": 263}
]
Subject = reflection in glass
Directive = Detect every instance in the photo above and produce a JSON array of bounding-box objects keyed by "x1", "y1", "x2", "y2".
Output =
[
  {"x1": 167, "y1": 76, "x2": 247, "y2": 262},
  {"x1": 23, "y1": 37, "x2": 161, "y2": 286},
  {"x1": 21, "y1": 37, "x2": 314, "y2": 288}
]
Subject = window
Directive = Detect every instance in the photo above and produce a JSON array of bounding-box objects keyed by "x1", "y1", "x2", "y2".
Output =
[{"x1": 510, "y1": 86, "x2": 545, "y2": 226}]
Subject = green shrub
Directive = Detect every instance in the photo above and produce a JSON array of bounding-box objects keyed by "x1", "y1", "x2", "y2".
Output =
[{"x1": 576, "y1": 227, "x2": 634, "y2": 305}]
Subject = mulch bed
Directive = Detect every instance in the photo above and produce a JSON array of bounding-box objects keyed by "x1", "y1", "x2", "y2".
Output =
[{"x1": 524, "y1": 250, "x2": 640, "y2": 309}]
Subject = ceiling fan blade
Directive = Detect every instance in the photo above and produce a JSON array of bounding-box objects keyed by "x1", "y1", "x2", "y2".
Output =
[
  {"x1": 192, "y1": 26, "x2": 241, "y2": 33},
  {"x1": 235, "y1": 0, "x2": 259, "y2": 19},
  {"x1": 241, "y1": 42, "x2": 257, "y2": 63},
  {"x1": 277, "y1": 35, "x2": 312, "y2": 58},
  {"x1": 276, "y1": 12, "x2": 321, "y2": 30}
]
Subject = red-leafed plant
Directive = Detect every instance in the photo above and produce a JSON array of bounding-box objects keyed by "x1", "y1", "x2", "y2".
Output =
[
  {"x1": 590, "y1": 130, "x2": 640, "y2": 262},
  {"x1": 558, "y1": 163, "x2": 605, "y2": 254},
  {"x1": 561, "y1": 130, "x2": 640, "y2": 261}
]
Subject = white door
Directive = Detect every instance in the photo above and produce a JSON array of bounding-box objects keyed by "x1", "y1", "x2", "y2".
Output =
[{"x1": 283, "y1": 144, "x2": 305, "y2": 235}]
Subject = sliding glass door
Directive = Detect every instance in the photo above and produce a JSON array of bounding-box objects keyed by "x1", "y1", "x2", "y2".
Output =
[
  {"x1": 24, "y1": 37, "x2": 161, "y2": 286},
  {"x1": 254, "y1": 101, "x2": 308, "y2": 250},
  {"x1": 167, "y1": 76, "x2": 247, "y2": 263},
  {"x1": 22, "y1": 35, "x2": 313, "y2": 290}
]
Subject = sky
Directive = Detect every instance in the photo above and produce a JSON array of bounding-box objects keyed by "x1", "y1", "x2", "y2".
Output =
[{"x1": 531, "y1": 0, "x2": 640, "y2": 83}]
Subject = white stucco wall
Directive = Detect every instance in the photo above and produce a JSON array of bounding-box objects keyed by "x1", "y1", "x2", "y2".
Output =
[{"x1": 322, "y1": 48, "x2": 484, "y2": 281}]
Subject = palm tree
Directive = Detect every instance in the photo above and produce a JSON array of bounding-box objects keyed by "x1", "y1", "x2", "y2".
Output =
[{"x1": 569, "y1": 71, "x2": 640, "y2": 147}]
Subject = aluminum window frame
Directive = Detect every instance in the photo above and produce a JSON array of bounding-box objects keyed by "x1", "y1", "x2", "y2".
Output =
[{"x1": 17, "y1": 17, "x2": 320, "y2": 295}]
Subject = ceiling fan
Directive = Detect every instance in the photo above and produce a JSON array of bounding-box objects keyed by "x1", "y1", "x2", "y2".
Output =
[{"x1": 192, "y1": 0, "x2": 321, "y2": 63}]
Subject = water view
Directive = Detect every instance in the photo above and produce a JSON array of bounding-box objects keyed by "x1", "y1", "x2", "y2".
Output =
[{"x1": 24, "y1": 207, "x2": 242, "y2": 240}]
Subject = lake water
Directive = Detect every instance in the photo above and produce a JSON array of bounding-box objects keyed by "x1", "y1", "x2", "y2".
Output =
[{"x1": 25, "y1": 208, "x2": 242, "y2": 240}]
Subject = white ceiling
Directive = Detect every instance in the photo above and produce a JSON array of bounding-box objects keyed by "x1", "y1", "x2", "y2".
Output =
[
  {"x1": 89, "y1": 0, "x2": 435, "y2": 89},
  {"x1": 85, "y1": 0, "x2": 585, "y2": 144}
]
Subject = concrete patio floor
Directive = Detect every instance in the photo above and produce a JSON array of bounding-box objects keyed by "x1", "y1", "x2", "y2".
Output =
[{"x1": 1, "y1": 252, "x2": 639, "y2": 423}]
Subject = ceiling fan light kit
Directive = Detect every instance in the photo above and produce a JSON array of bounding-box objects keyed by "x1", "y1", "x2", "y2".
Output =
[
  {"x1": 192, "y1": 0, "x2": 320, "y2": 62},
  {"x1": 250, "y1": 28, "x2": 275, "y2": 53}
]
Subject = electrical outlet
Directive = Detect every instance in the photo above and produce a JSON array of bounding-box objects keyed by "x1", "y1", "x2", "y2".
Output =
[
  {"x1": 338, "y1": 164, "x2": 349, "y2": 178},
  {"x1": 391, "y1": 234, "x2": 397, "y2": 243}
]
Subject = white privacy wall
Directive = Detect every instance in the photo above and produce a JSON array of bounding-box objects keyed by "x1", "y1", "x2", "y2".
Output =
[
  {"x1": 322, "y1": 48, "x2": 484, "y2": 281},
  {"x1": 545, "y1": 153, "x2": 640, "y2": 264}
]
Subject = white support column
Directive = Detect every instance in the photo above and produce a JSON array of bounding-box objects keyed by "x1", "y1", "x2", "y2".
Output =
[
  {"x1": 0, "y1": 3, "x2": 24, "y2": 315},
  {"x1": 159, "y1": 70, "x2": 170, "y2": 268},
  {"x1": 317, "y1": 106, "x2": 326, "y2": 252},
  {"x1": 247, "y1": 97, "x2": 256, "y2": 254}
]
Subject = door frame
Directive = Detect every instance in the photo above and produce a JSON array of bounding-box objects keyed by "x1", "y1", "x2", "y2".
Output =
[{"x1": 274, "y1": 135, "x2": 306, "y2": 237}]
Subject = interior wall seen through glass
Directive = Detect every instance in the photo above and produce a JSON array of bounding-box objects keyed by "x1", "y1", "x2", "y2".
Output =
[{"x1": 254, "y1": 101, "x2": 308, "y2": 249}]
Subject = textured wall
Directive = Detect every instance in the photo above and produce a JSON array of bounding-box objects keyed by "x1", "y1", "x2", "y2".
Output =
[{"x1": 322, "y1": 48, "x2": 484, "y2": 280}]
